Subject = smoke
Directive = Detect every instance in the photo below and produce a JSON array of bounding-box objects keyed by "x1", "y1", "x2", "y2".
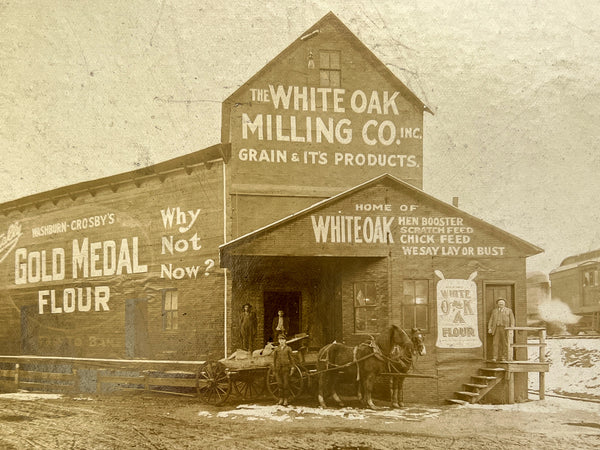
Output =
[{"x1": 538, "y1": 299, "x2": 581, "y2": 325}]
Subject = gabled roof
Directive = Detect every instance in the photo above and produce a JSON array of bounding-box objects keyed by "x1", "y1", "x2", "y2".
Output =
[
  {"x1": 220, "y1": 173, "x2": 543, "y2": 258},
  {"x1": 223, "y1": 12, "x2": 432, "y2": 114}
]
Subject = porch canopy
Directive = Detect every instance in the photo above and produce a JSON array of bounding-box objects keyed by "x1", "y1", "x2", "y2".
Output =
[{"x1": 219, "y1": 173, "x2": 542, "y2": 265}]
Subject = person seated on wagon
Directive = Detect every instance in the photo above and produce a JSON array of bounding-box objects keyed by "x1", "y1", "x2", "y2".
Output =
[{"x1": 273, "y1": 333, "x2": 294, "y2": 407}]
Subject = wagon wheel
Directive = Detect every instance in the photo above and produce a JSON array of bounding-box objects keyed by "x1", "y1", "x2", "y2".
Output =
[
  {"x1": 266, "y1": 365, "x2": 304, "y2": 401},
  {"x1": 233, "y1": 370, "x2": 266, "y2": 400},
  {"x1": 197, "y1": 362, "x2": 232, "y2": 405}
]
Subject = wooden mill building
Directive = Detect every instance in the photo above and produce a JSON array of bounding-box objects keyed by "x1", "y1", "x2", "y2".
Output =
[{"x1": 0, "y1": 13, "x2": 544, "y2": 404}]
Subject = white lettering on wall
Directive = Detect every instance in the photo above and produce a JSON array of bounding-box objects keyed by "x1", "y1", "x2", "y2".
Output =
[
  {"x1": 38, "y1": 286, "x2": 110, "y2": 314},
  {"x1": 159, "y1": 205, "x2": 215, "y2": 279},
  {"x1": 0, "y1": 222, "x2": 23, "y2": 264},
  {"x1": 435, "y1": 271, "x2": 482, "y2": 349},
  {"x1": 308, "y1": 207, "x2": 506, "y2": 257},
  {"x1": 71, "y1": 237, "x2": 147, "y2": 279},
  {"x1": 160, "y1": 207, "x2": 201, "y2": 233}
]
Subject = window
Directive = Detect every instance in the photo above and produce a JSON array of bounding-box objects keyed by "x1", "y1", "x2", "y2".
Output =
[
  {"x1": 162, "y1": 289, "x2": 178, "y2": 331},
  {"x1": 319, "y1": 50, "x2": 341, "y2": 87},
  {"x1": 354, "y1": 282, "x2": 377, "y2": 333},
  {"x1": 402, "y1": 280, "x2": 429, "y2": 330},
  {"x1": 583, "y1": 269, "x2": 598, "y2": 287},
  {"x1": 582, "y1": 268, "x2": 599, "y2": 306}
]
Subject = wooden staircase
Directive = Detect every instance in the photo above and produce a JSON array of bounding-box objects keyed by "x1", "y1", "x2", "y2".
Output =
[{"x1": 448, "y1": 367, "x2": 506, "y2": 405}]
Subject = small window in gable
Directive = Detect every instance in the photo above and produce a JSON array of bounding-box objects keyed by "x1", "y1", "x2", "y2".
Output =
[{"x1": 319, "y1": 50, "x2": 341, "y2": 87}]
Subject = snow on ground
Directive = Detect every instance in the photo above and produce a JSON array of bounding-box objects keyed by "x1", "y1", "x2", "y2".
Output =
[
  {"x1": 467, "y1": 394, "x2": 600, "y2": 414},
  {"x1": 0, "y1": 391, "x2": 94, "y2": 401},
  {"x1": 215, "y1": 404, "x2": 443, "y2": 422},
  {"x1": 211, "y1": 338, "x2": 600, "y2": 423},
  {"x1": 528, "y1": 338, "x2": 600, "y2": 399},
  {"x1": 0, "y1": 391, "x2": 63, "y2": 401},
  {"x1": 2, "y1": 339, "x2": 598, "y2": 425}
]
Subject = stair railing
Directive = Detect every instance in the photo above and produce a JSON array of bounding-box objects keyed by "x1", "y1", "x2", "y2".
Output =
[{"x1": 505, "y1": 326, "x2": 547, "y2": 399}]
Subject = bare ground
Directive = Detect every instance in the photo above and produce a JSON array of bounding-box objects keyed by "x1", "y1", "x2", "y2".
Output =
[{"x1": 0, "y1": 392, "x2": 599, "y2": 449}]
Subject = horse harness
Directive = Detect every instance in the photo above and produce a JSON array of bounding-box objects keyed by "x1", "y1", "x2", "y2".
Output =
[
  {"x1": 386, "y1": 345, "x2": 413, "y2": 373},
  {"x1": 318, "y1": 338, "x2": 388, "y2": 381}
]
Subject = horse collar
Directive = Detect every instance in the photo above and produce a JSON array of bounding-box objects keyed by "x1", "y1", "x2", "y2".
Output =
[{"x1": 370, "y1": 340, "x2": 385, "y2": 360}]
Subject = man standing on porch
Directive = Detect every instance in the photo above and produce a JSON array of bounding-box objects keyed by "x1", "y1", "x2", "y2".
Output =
[{"x1": 488, "y1": 298, "x2": 515, "y2": 361}]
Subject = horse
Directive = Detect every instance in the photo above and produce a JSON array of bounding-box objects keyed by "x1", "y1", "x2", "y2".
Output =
[
  {"x1": 388, "y1": 328, "x2": 426, "y2": 408},
  {"x1": 316, "y1": 325, "x2": 412, "y2": 409}
]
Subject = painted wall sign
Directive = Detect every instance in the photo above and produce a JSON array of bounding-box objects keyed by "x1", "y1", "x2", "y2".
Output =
[
  {"x1": 159, "y1": 206, "x2": 215, "y2": 279},
  {"x1": 0, "y1": 221, "x2": 23, "y2": 263},
  {"x1": 14, "y1": 235, "x2": 147, "y2": 314},
  {"x1": 308, "y1": 202, "x2": 506, "y2": 257},
  {"x1": 0, "y1": 164, "x2": 224, "y2": 358},
  {"x1": 239, "y1": 85, "x2": 421, "y2": 169},
  {"x1": 31, "y1": 213, "x2": 116, "y2": 238},
  {"x1": 4, "y1": 201, "x2": 219, "y2": 316},
  {"x1": 435, "y1": 271, "x2": 482, "y2": 349},
  {"x1": 226, "y1": 43, "x2": 426, "y2": 194}
]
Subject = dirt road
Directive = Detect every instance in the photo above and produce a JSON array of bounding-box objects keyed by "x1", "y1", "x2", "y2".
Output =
[{"x1": 0, "y1": 392, "x2": 598, "y2": 449}]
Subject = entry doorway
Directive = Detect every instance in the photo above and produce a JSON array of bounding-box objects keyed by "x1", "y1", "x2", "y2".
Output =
[
  {"x1": 125, "y1": 299, "x2": 149, "y2": 358},
  {"x1": 263, "y1": 291, "x2": 301, "y2": 343},
  {"x1": 484, "y1": 284, "x2": 514, "y2": 359}
]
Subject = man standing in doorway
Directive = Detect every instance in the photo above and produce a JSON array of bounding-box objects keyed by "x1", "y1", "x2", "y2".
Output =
[
  {"x1": 488, "y1": 298, "x2": 515, "y2": 361},
  {"x1": 272, "y1": 310, "x2": 290, "y2": 341}
]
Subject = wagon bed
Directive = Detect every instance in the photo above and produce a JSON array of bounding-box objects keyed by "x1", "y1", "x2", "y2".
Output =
[{"x1": 198, "y1": 334, "x2": 316, "y2": 405}]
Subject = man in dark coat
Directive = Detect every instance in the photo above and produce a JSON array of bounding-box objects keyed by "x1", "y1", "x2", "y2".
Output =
[
  {"x1": 239, "y1": 303, "x2": 257, "y2": 353},
  {"x1": 272, "y1": 310, "x2": 290, "y2": 341},
  {"x1": 488, "y1": 298, "x2": 515, "y2": 361}
]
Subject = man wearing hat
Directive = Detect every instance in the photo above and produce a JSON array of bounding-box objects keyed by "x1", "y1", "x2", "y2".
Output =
[
  {"x1": 273, "y1": 333, "x2": 295, "y2": 406},
  {"x1": 487, "y1": 298, "x2": 515, "y2": 361},
  {"x1": 239, "y1": 303, "x2": 257, "y2": 353}
]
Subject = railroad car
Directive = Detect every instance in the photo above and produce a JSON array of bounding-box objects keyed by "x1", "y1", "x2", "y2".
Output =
[{"x1": 549, "y1": 249, "x2": 600, "y2": 333}]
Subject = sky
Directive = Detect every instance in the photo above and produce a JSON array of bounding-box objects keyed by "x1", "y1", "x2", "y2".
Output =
[{"x1": 1, "y1": 1, "x2": 599, "y2": 275}]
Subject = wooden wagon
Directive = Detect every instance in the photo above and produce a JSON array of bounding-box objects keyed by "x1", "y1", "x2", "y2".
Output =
[
  {"x1": 198, "y1": 334, "x2": 318, "y2": 405},
  {"x1": 197, "y1": 332, "x2": 436, "y2": 407}
]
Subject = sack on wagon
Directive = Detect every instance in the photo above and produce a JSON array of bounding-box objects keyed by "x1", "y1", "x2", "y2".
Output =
[
  {"x1": 227, "y1": 349, "x2": 251, "y2": 360},
  {"x1": 252, "y1": 341, "x2": 276, "y2": 357}
]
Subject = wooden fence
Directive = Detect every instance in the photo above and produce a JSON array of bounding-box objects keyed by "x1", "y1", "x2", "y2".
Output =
[{"x1": 0, "y1": 356, "x2": 206, "y2": 397}]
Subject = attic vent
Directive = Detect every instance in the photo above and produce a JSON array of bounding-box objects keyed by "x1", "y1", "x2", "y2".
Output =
[{"x1": 300, "y1": 30, "x2": 320, "y2": 40}]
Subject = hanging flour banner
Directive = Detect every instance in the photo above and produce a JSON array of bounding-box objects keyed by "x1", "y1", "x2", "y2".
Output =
[{"x1": 435, "y1": 270, "x2": 482, "y2": 348}]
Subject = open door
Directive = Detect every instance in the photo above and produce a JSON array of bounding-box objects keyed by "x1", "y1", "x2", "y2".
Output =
[
  {"x1": 263, "y1": 291, "x2": 301, "y2": 343},
  {"x1": 484, "y1": 284, "x2": 514, "y2": 359}
]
